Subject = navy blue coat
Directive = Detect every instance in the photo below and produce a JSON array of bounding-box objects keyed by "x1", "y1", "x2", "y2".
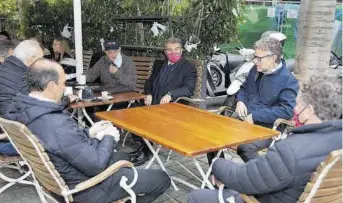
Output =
[
  {"x1": 213, "y1": 120, "x2": 342, "y2": 203},
  {"x1": 0, "y1": 56, "x2": 29, "y2": 116},
  {"x1": 144, "y1": 58, "x2": 197, "y2": 105},
  {"x1": 236, "y1": 61, "x2": 299, "y2": 126},
  {"x1": 5, "y1": 94, "x2": 115, "y2": 188}
]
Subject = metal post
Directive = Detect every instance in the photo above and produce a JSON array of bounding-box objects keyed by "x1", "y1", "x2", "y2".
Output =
[{"x1": 73, "y1": 0, "x2": 84, "y2": 82}]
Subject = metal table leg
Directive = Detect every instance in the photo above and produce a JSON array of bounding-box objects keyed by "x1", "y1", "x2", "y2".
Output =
[{"x1": 142, "y1": 138, "x2": 179, "y2": 191}]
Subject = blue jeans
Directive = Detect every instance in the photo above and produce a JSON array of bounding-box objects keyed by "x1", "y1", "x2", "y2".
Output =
[{"x1": 0, "y1": 142, "x2": 18, "y2": 156}]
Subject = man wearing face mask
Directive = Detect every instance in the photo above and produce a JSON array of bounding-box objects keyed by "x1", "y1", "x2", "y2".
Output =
[
  {"x1": 85, "y1": 40, "x2": 136, "y2": 92},
  {"x1": 234, "y1": 38, "x2": 299, "y2": 163},
  {"x1": 144, "y1": 37, "x2": 197, "y2": 105},
  {"x1": 129, "y1": 37, "x2": 197, "y2": 166}
]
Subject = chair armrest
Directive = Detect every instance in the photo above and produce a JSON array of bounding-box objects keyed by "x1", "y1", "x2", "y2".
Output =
[
  {"x1": 174, "y1": 97, "x2": 205, "y2": 105},
  {"x1": 240, "y1": 194, "x2": 261, "y2": 203},
  {"x1": 72, "y1": 160, "x2": 134, "y2": 193},
  {"x1": 217, "y1": 106, "x2": 235, "y2": 115},
  {"x1": 272, "y1": 118, "x2": 295, "y2": 130}
]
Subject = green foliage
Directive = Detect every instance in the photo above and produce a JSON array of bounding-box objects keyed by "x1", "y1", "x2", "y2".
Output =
[
  {"x1": 0, "y1": 0, "x2": 18, "y2": 18},
  {"x1": 18, "y1": 0, "x2": 242, "y2": 58}
]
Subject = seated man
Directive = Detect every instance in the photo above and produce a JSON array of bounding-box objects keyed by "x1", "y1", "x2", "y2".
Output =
[
  {"x1": 0, "y1": 40, "x2": 15, "y2": 64},
  {"x1": 6, "y1": 58, "x2": 170, "y2": 203},
  {"x1": 85, "y1": 40, "x2": 137, "y2": 93},
  {"x1": 188, "y1": 74, "x2": 342, "y2": 203},
  {"x1": 130, "y1": 37, "x2": 197, "y2": 165},
  {"x1": 144, "y1": 37, "x2": 197, "y2": 105},
  {"x1": 235, "y1": 38, "x2": 299, "y2": 162},
  {"x1": 0, "y1": 39, "x2": 44, "y2": 156}
]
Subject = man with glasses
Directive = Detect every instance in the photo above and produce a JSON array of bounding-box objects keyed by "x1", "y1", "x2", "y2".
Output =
[{"x1": 235, "y1": 37, "x2": 299, "y2": 162}]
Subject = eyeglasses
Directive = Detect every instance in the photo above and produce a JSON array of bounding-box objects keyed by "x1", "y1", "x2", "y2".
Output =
[{"x1": 253, "y1": 54, "x2": 274, "y2": 63}]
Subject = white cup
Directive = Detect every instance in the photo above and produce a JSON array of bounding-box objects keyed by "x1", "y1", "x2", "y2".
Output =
[
  {"x1": 64, "y1": 86, "x2": 73, "y2": 95},
  {"x1": 79, "y1": 75, "x2": 86, "y2": 85},
  {"x1": 101, "y1": 91, "x2": 109, "y2": 98}
]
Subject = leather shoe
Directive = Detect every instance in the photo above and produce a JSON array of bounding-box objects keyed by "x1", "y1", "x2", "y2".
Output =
[
  {"x1": 131, "y1": 150, "x2": 149, "y2": 167},
  {"x1": 129, "y1": 145, "x2": 144, "y2": 157}
]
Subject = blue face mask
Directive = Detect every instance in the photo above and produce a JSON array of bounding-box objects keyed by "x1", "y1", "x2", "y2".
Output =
[{"x1": 113, "y1": 52, "x2": 122, "y2": 68}]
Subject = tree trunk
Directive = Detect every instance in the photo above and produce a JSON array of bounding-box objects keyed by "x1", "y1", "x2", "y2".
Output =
[{"x1": 294, "y1": 0, "x2": 336, "y2": 80}]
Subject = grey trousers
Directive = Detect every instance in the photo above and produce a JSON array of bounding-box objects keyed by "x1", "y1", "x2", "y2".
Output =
[
  {"x1": 188, "y1": 189, "x2": 244, "y2": 203},
  {"x1": 73, "y1": 152, "x2": 171, "y2": 203}
]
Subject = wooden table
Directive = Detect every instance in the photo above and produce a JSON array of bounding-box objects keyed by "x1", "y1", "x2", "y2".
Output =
[
  {"x1": 70, "y1": 92, "x2": 146, "y2": 126},
  {"x1": 96, "y1": 103, "x2": 279, "y2": 190}
]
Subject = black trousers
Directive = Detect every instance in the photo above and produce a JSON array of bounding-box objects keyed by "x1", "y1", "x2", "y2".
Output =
[{"x1": 73, "y1": 152, "x2": 171, "y2": 203}]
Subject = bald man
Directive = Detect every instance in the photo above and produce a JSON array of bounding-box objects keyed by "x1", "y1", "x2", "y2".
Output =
[{"x1": 5, "y1": 58, "x2": 170, "y2": 203}]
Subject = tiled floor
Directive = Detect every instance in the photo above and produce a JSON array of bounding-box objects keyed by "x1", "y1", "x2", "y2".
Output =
[{"x1": 0, "y1": 135, "x2": 243, "y2": 203}]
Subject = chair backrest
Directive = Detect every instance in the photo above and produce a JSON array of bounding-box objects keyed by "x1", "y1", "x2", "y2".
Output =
[
  {"x1": 297, "y1": 149, "x2": 342, "y2": 203},
  {"x1": 130, "y1": 56, "x2": 155, "y2": 93},
  {"x1": 70, "y1": 49, "x2": 94, "y2": 70},
  {"x1": 0, "y1": 117, "x2": 73, "y2": 202},
  {"x1": 188, "y1": 59, "x2": 204, "y2": 99}
]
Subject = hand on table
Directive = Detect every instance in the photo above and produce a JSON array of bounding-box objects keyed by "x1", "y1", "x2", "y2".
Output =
[
  {"x1": 160, "y1": 94, "x2": 172, "y2": 104},
  {"x1": 109, "y1": 64, "x2": 118, "y2": 74},
  {"x1": 245, "y1": 114, "x2": 254, "y2": 124},
  {"x1": 235, "y1": 101, "x2": 248, "y2": 119},
  {"x1": 144, "y1": 95, "x2": 152, "y2": 106},
  {"x1": 67, "y1": 94, "x2": 78, "y2": 103}
]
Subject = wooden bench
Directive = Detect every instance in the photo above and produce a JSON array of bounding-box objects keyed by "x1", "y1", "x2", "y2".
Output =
[
  {"x1": 130, "y1": 56, "x2": 155, "y2": 93},
  {"x1": 70, "y1": 49, "x2": 94, "y2": 70}
]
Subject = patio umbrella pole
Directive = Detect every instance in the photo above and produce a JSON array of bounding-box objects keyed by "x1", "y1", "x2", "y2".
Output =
[{"x1": 73, "y1": 0, "x2": 84, "y2": 82}]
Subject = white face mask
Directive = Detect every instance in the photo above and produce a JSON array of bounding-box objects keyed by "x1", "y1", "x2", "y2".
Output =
[{"x1": 114, "y1": 52, "x2": 122, "y2": 68}]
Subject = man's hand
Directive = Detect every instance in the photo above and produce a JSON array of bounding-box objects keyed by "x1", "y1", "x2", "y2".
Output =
[
  {"x1": 245, "y1": 114, "x2": 254, "y2": 124},
  {"x1": 144, "y1": 95, "x2": 152, "y2": 106},
  {"x1": 109, "y1": 64, "x2": 118, "y2": 74},
  {"x1": 236, "y1": 101, "x2": 248, "y2": 119},
  {"x1": 211, "y1": 175, "x2": 224, "y2": 188},
  {"x1": 67, "y1": 94, "x2": 78, "y2": 103},
  {"x1": 160, "y1": 94, "x2": 172, "y2": 104},
  {"x1": 89, "y1": 121, "x2": 112, "y2": 137}
]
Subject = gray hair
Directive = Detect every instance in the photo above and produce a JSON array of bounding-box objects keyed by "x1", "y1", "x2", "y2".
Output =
[
  {"x1": 302, "y1": 75, "x2": 342, "y2": 121},
  {"x1": 13, "y1": 39, "x2": 42, "y2": 62},
  {"x1": 27, "y1": 58, "x2": 60, "y2": 92},
  {"x1": 164, "y1": 37, "x2": 183, "y2": 47},
  {"x1": 0, "y1": 40, "x2": 15, "y2": 58},
  {"x1": 254, "y1": 37, "x2": 283, "y2": 63}
]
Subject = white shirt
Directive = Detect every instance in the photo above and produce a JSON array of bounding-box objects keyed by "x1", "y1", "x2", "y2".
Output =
[{"x1": 29, "y1": 93, "x2": 56, "y2": 103}]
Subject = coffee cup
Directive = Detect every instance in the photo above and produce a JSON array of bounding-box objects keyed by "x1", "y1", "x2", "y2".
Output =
[
  {"x1": 64, "y1": 86, "x2": 73, "y2": 95},
  {"x1": 79, "y1": 75, "x2": 86, "y2": 85},
  {"x1": 101, "y1": 91, "x2": 109, "y2": 98}
]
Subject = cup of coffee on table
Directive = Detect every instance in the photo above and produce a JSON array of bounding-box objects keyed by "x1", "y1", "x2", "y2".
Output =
[{"x1": 101, "y1": 91, "x2": 109, "y2": 98}]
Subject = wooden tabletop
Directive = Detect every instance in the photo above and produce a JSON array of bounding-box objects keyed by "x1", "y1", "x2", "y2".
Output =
[
  {"x1": 70, "y1": 92, "x2": 146, "y2": 109},
  {"x1": 96, "y1": 103, "x2": 279, "y2": 157}
]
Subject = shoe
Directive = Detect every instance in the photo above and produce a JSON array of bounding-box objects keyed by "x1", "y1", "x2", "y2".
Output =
[
  {"x1": 131, "y1": 150, "x2": 149, "y2": 167},
  {"x1": 129, "y1": 145, "x2": 144, "y2": 157}
]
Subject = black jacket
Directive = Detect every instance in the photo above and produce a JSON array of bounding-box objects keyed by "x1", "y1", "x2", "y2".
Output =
[
  {"x1": 5, "y1": 94, "x2": 115, "y2": 188},
  {"x1": 0, "y1": 56, "x2": 29, "y2": 116},
  {"x1": 144, "y1": 58, "x2": 197, "y2": 104},
  {"x1": 213, "y1": 120, "x2": 342, "y2": 203}
]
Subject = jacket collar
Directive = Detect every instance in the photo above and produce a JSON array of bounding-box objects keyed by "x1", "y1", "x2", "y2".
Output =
[
  {"x1": 3, "y1": 56, "x2": 28, "y2": 71},
  {"x1": 291, "y1": 120, "x2": 342, "y2": 134}
]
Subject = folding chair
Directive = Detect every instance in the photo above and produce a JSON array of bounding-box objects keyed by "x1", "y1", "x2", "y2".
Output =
[
  {"x1": 0, "y1": 117, "x2": 138, "y2": 203},
  {"x1": 239, "y1": 149, "x2": 342, "y2": 203}
]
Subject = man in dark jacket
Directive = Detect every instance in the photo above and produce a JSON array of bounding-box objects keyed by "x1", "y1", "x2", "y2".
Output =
[
  {"x1": 235, "y1": 38, "x2": 299, "y2": 162},
  {"x1": 0, "y1": 39, "x2": 44, "y2": 156},
  {"x1": 6, "y1": 58, "x2": 170, "y2": 203},
  {"x1": 130, "y1": 37, "x2": 197, "y2": 165},
  {"x1": 188, "y1": 75, "x2": 342, "y2": 203},
  {"x1": 144, "y1": 37, "x2": 197, "y2": 105},
  {"x1": 85, "y1": 40, "x2": 137, "y2": 93}
]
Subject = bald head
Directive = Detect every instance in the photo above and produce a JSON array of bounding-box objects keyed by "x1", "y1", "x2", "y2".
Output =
[{"x1": 27, "y1": 58, "x2": 65, "y2": 94}]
